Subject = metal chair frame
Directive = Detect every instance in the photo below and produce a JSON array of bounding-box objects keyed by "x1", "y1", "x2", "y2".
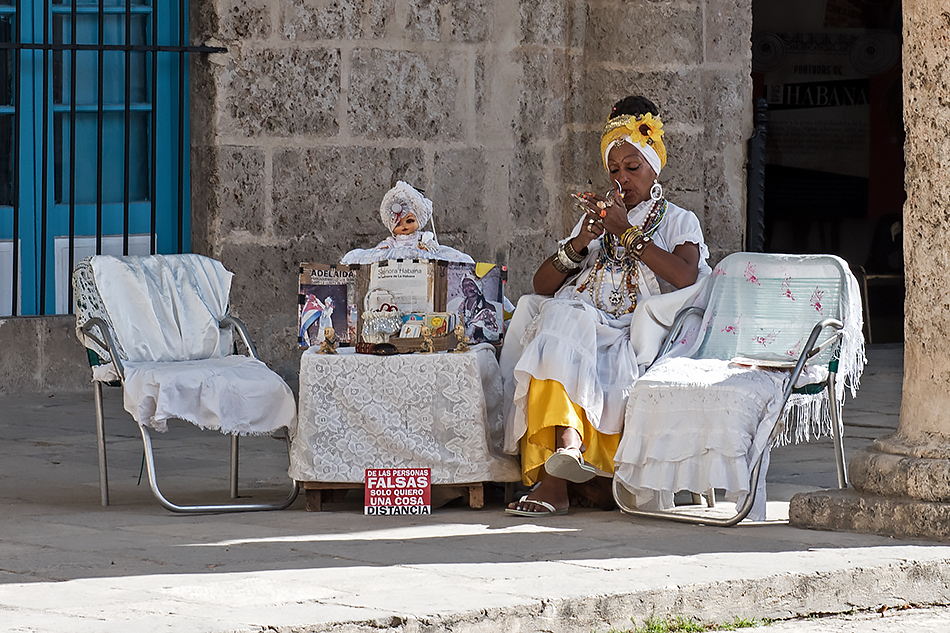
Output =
[
  {"x1": 613, "y1": 295, "x2": 850, "y2": 526},
  {"x1": 853, "y1": 264, "x2": 903, "y2": 345},
  {"x1": 80, "y1": 313, "x2": 299, "y2": 514}
]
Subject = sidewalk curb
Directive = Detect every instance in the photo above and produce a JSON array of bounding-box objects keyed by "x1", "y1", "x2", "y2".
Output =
[{"x1": 229, "y1": 557, "x2": 950, "y2": 633}]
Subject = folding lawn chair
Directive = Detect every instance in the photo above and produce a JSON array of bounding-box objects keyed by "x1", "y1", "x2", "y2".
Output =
[
  {"x1": 73, "y1": 254, "x2": 299, "y2": 513},
  {"x1": 613, "y1": 252, "x2": 865, "y2": 526}
]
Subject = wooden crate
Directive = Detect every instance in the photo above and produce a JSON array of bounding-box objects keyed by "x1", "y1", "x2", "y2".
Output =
[{"x1": 300, "y1": 481, "x2": 485, "y2": 512}]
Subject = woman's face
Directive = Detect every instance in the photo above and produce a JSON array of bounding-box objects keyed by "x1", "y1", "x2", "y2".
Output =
[
  {"x1": 462, "y1": 278, "x2": 479, "y2": 298},
  {"x1": 606, "y1": 142, "x2": 658, "y2": 209},
  {"x1": 393, "y1": 211, "x2": 419, "y2": 235}
]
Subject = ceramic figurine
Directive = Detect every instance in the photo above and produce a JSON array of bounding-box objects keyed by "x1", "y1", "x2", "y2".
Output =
[
  {"x1": 450, "y1": 322, "x2": 470, "y2": 353},
  {"x1": 318, "y1": 327, "x2": 339, "y2": 355},
  {"x1": 419, "y1": 325, "x2": 435, "y2": 354}
]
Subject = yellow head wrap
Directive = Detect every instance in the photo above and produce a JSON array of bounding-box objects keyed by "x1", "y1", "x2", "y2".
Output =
[{"x1": 600, "y1": 113, "x2": 666, "y2": 176}]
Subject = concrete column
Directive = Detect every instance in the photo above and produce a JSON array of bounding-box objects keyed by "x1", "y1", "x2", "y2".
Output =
[{"x1": 790, "y1": 0, "x2": 950, "y2": 541}]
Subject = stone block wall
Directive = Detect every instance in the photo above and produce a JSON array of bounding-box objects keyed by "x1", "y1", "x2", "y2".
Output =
[
  {"x1": 0, "y1": 317, "x2": 91, "y2": 396},
  {"x1": 186, "y1": 0, "x2": 753, "y2": 385}
]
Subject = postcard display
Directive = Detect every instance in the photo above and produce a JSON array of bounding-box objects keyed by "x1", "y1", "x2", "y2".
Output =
[
  {"x1": 290, "y1": 259, "x2": 521, "y2": 501},
  {"x1": 299, "y1": 260, "x2": 506, "y2": 351}
]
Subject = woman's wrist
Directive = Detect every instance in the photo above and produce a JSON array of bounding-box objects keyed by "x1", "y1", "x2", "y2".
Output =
[
  {"x1": 564, "y1": 238, "x2": 588, "y2": 262},
  {"x1": 620, "y1": 226, "x2": 652, "y2": 261},
  {"x1": 552, "y1": 243, "x2": 582, "y2": 274}
]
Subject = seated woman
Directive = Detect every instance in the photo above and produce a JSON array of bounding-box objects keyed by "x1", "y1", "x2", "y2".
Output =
[
  {"x1": 341, "y1": 181, "x2": 474, "y2": 265},
  {"x1": 501, "y1": 95, "x2": 712, "y2": 516}
]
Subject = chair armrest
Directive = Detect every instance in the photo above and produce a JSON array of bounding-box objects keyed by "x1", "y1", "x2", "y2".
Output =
[
  {"x1": 766, "y1": 317, "x2": 843, "y2": 447},
  {"x1": 783, "y1": 317, "x2": 843, "y2": 395},
  {"x1": 219, "y1": 315, "x2": 260, "y2": 360},
  {"x1": 656, "y1": 305, "x2": 706, "y2": 361},
  {"x1": 80, "y1": 317, "x2": 127, "y2": 382}
]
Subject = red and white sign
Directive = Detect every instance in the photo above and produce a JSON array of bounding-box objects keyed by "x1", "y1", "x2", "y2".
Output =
[{"x1": 364, "y1": 468, "x2": 432, "y2": 516}]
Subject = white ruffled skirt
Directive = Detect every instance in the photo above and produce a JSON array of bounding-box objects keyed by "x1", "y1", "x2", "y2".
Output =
[
  {"x1": 613, "y1": 356, "x2": 787, "y2": 520},
  {"x1": 501, "y1": 296, "x2": 639, "y2": 454}
]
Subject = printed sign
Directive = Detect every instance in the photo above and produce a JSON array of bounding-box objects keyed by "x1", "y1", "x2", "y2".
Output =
[
  {"x1": 367, "y1": 260, "x2": 437, "y2": 314},
  {"x1": 364, "y1": 468, "x2": 432, "y2": 516}
]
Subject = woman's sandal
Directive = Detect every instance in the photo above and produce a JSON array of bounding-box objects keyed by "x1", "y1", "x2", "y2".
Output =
[
  {"x1": 505, "y1": 495, "x2": 568, "y2": 517},
  {"x1": 544, "y1": 447, "x2": 596, "y2": 483}
]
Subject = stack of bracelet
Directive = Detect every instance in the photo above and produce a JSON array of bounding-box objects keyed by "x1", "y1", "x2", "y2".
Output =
[
  {"x1": 552, "y1": 240, "x2": 586, "y2": 274},
  {"x1": 620, "y1": 226, "x2": 653, "y2": 261}
]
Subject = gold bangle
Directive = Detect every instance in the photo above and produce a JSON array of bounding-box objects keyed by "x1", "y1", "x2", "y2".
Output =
[
  {"x1": 563, "y1": 239, "x2": 586, "y2": 263},
  {"x1": 551, "y1": 256, "x2": 572, "y2": 274},
  {"x1": 620, "y1": 227, "x2": 642, "y2": 251}
]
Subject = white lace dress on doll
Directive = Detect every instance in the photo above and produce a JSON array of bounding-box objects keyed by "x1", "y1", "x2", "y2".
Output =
[{"x1": 341, "y1": 231, "x2": 474, "y2": 265}]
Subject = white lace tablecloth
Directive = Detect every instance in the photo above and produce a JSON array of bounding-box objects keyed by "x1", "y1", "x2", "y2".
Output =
[{"x1": 289, "y1": 345, "x2": 521, "y2": 484}]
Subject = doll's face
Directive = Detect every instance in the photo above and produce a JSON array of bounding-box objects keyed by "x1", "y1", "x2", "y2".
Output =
[{"x1": 393, "y1": 211, "x2": 419, "y2": 235}]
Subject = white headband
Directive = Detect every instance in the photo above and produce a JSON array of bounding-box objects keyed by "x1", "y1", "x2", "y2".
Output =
[
  {"x1": 605, "y1": 137, "x2": 662, "y2": 178},
  {"x1": 379, "y1": 181, "x2": 434, "y2": 235}
]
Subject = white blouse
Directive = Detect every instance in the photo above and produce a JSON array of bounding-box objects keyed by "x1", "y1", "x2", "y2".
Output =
[{"x1": 556, "y1": 199, "x2": 711, "y2": 316}]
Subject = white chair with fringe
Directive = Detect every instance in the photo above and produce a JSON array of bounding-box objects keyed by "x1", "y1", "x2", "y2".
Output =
[
  {"x1": 73, "y1": 254, "x2": 299, "y2": 513},
  {"x1": 613, "y1": 252, "x2": 866, "y2": 525}
]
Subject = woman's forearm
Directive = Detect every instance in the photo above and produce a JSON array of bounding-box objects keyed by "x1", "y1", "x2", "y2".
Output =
[
  {"x1": 533, "y1": 236, "x2": 590, "y2": 295},
  {"x1": 639, "y1": 242, "x2": 701, "y2": 289},
  {"x1": 533, "y1": 258, "x2": 570, "y2": 295}
]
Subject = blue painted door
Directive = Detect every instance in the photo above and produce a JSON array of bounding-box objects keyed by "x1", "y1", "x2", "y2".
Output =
[{"x1": 0, "y1": 0, "x2": 190, "y2": 316}]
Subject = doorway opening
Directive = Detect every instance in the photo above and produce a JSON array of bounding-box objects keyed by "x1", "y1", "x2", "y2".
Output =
[{"x1": 751, "y1": 0, "x2": 904, "y2": 343}]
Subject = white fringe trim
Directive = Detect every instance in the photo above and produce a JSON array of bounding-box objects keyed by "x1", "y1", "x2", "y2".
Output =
[{"x1": 774, "y1": 392, "x2": 834, "y2": 447}]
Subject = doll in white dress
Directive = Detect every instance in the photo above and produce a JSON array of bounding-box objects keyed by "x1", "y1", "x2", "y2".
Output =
[{"x1": 341, "y1": 181, "x2": 474, "y2": 265}]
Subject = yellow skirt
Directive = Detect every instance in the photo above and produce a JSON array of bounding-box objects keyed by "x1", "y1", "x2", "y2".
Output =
[{"x1": 519, "y1": 378, "x2": 621, "y2": 486}]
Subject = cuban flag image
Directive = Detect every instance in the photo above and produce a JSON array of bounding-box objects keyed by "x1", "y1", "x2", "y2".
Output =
[{"x1": 299, "y1": 294, "x2": 334, "y2": 346}]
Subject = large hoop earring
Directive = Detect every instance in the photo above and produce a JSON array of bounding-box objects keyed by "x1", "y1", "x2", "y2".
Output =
[{"x1": 650, "y1": 180, "x2": 663, "y2": 201}]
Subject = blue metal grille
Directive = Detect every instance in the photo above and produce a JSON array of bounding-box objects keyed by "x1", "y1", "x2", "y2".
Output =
[{"x1": 0, "y1": 0, "x2": 222, "y2": 316}]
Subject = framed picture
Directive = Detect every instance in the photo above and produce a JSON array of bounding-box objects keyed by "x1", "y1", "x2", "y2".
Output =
[
  {"x1": 446, "y1": 263, "x2": 507, "y2": 344},
  {"x1": 400, "y1": 322, "x2": 423, "y2": 338},
  {"x1": 298, "y1": 263, "x2": 360, "y2": 348}
]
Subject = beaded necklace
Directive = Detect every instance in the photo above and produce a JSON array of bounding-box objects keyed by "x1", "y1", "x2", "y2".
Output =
[{"x1": 576, "y1": 198, "x2": 668, "y2": 316}]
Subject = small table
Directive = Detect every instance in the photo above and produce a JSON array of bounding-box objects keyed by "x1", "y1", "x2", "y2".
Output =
[{"x1": 289, "y1": 345, "x2": 521, "y2": 511}]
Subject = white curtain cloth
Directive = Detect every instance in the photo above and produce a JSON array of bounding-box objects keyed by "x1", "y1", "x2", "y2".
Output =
[
  {"x1": 91, "y1": 255, "x2": 233, "y2": 362},
  {"x1": 121, "y1": 356, "x2": 297, "y2": 436},
  {"x1": 89, "y1": 255, "x2": 296, "y2": 436},
  {"x1": 614, "y1": 357, "x2": 786, "y2": 518}
]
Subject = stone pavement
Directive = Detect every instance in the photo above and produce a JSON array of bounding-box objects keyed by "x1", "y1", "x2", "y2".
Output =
[{"x1": 2, "y1": 344, "x2": 949, "y2": 633}]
